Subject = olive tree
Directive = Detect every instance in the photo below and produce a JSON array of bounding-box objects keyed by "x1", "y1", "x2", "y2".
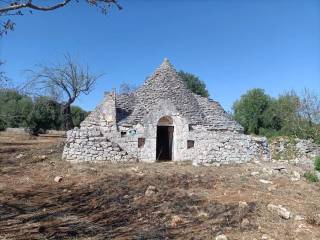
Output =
[
  {"x1": 27, "y1": 55, "x2": 101, "y2": 130},
  {"x1": 233, "y1": 88, "x2": 272, "y2": 134},
  {"x1": 178, "y1": 71, "x2": 209, "y2": 97}
]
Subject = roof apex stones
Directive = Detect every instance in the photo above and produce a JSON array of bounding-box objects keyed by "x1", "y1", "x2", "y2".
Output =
[{"x1": 83, "y1": 59, "x2": 243, "y2": 132}]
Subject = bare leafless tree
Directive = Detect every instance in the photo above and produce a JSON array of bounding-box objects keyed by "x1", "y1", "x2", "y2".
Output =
[
  {"x1": 118, "y1": 82, "x2": 137, "y2": 94},
  {"x1": 299, "y1": 88, "x2": 320, "y2": 126},
  {"x1": 0, "y1": 60, "x2": 9, "y2": 87},
  {"x1": 26, "y1": 55, "x2": 101, "y2": 130},
  {"x1": 0, "y1": 0, "x2": 122, "y2": 35}
]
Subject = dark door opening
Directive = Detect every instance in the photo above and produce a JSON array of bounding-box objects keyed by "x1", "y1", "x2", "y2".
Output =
[{"x1": 156, "y1": 126, "x2": 174, "y2": 161}]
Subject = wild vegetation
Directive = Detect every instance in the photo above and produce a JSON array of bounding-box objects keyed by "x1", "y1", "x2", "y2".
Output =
[
  {"x1": 233, "y1": 88, "x2": 320, "y2": 143},
  {"x1": 0, "y1": 89, "x2": 88, "y2": 134},
  {"x1": 178, "y1": 71, "x2": 209, "y2": 98}
]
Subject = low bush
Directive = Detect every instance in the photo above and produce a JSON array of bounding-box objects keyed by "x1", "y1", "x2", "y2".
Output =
[
  {"x1": 0, "y1": 117, "x2": 6, "y2": 131},
  {"x1": 314, "y1": 156, "x2": 320, "y2": 172},
  {"x1": 304, "y1": 171, "x2": 319, "y2": 183}
]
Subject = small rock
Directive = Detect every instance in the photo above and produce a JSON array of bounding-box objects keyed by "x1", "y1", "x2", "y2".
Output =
[
  {"x1": 267, "y1": 203, "x2": 291, "y2": 219},
  {"x1": 131, "y1": 166, "x2": 139, "y2": 172},
  {"x1": 38, "y1": 155, "x2": 47, "y2": 160},
  {"x1": 262, "y1": 168, "x2": 273, "y2": 175},
  {"x1": 251, "y1": 171, "x2": 259, "y2": 176},
  {"x1": 241, "y1": 218, "x2": 250, "y2": 228},
  {"x1": 267, "y1": 185, "x2": 277, "y2": 192},
  {"x1": 215, "y1": 234, "x2": 228, "y2": 240},
  {"x1": 54, "y1": 176, "x2": 63, "y2": 183},
  {"x1": 197, "y1": 210, "x2": 209, "y2": 218},
  {"x1": 239, "y1": 201, "x2": 248, "y2": 209},
  {"x1": 294, "y1": 215, "x2": 304, "y2": 221},
  {"x1": 145, "y1": 185, "x2": 157, "y2": 197},
  {"x1": 171, "y1": 215, "x2": 183, "y2": 227},
  {"x1": 16, "y1": 154, "x2": 24, "y2": 159},
  {"x1": 261, "y1": 234, "x2": 274, "y2": 240},
  {"x1": 259, "y1": 179, "x2": 273, "y2": 184},
  {"x1": 291, "y1": 171, "x2": 301, "y2": 181}
]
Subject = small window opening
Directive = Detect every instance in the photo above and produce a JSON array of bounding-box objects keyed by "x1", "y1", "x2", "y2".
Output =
[
  {"x1": 187, "y1": 140, "x2": 194, "y2": 149},
  {"x1": 189, "y1": 124, "x2": 194, "y2": 131},
  {"x1": 138, "y1": 138, "x2": 145, "y2": 148},
  {"x1": 121, "y1": 131, "x2": 126, "y2": 137}
]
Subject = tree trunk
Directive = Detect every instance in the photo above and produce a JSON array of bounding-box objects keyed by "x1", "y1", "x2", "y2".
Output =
[{"x1": 62, "y1": 104, "x2": 74, "y2": 130}]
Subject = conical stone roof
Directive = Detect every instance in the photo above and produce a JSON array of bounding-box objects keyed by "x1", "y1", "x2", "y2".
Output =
[
  {"x1": 116, "y1": 59, "x2": 243, "y2": 132},
  {"x1": 117, "y1": 58, "x2": 203, "y2": 124}
]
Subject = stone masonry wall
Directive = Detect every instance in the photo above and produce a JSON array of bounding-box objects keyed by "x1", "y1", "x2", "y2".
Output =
[
  {"x1": 176, "y1": 124, "x2": 270, "y2": 165},
  {"x1": 62, "y1": 59, "x2": 271, "y2": 165},
  {"x1": 269, "y1": 136, "x2": 320, "y2": 164},
  {"x1": 62, "y1": 123, "x2": 270, "y2": 164},
  {"x1": 62, "y1": 127, "x2": 137, "y2": 163}
]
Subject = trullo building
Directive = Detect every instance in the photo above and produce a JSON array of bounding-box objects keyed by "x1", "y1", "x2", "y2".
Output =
[{"x1": 63, "y1": 59, "x2": 270, "y2": 164}]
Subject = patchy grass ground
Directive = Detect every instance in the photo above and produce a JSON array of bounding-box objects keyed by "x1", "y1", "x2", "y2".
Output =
[{"x1": 0, "y1": 132, "x2": 320, "y2": 240}]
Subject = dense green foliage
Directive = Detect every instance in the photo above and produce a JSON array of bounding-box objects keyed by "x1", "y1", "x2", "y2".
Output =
[
  {"x1": 0, "y1": 89, "x2": 33, "y2": 128},
  {"x1": 0, "y1": 89, "x2": 88, "y2": 134},
  {"x1": 304, "y1": 171, "x2": 319, "y2": 183},
  {"x1": 233, "y1": 89, "x2": 320, "y2": 143},
  {"x1": 233, "y1": 89, "x2": 271, "y2": 134},
  {"x1": 27, "y1": 97, "x2": 63, "y2": 134},
  {"x1": 315, "y1": 156, "x2": 320, "y2": 172},
  {"x1": 0, "y1": 116, "x2": 6, "y2": 131},
  {"x1": 178, "y1": 71, "x2": 209, "y2": 97},
  {"x1": 71, "y1": 106, "x2": 89, "y2": 127},
  {"x1": 303, "y1": 156, "x2": 320, "y2": 183}
]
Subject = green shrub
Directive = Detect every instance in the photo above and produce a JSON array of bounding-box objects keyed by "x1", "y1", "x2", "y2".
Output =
[
  {"x1": 314, "y1": 156, "x2": 320, "y2": 171},
  {"x1": 0, "y1": 117, "x2": 6, "y2": 131},
  {"x1": 304, "y1": 171, "x2": 319, "y2": 183}
]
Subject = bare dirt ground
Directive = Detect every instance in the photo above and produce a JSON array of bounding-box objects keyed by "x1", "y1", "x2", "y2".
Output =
[{"x1": 1, "y1": 132, "x2": 320, "y2": 240}]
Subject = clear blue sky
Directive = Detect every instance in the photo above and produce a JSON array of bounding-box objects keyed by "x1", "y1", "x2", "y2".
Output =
[{"x1": 1, "y1": 0, "x2": 320, "y2": 111}]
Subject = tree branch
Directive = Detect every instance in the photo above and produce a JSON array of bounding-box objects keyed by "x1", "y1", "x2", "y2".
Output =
[{"x1": 0, "y1": 0, "x2": 72, "y2": 13}]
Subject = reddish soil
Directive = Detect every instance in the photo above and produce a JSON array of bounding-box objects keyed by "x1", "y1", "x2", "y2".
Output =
[{"x1": 0, "y1": 132, "x2": 320, "y2": 240}]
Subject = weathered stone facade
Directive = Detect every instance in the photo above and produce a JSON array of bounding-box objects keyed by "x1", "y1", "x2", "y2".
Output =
[
  {"x1": 63, "y1": 59, "x2": 270, "y2": 164},
  {"x1": 269, "y1": 136, "x2": 320, "y2": 164}
]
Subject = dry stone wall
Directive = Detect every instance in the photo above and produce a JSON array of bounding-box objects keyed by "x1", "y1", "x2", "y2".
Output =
[
  {"x1": 183, "y1": 126, "x2": 270, "y2": 165},
  {"x1": 62, "y1": 59, "x2": 271, "y2": 165},
  {"x1": 269, "y1": 137, "x2": 320, "y2": 164},
  {"x1": 63, "y1": 97, "x2": 270, "y2": 164},
  {"x1": 62, "y1": 127, "x2": 137, "y2": 163}
]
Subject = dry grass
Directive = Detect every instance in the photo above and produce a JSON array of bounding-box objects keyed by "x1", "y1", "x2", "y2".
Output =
[{"x1": 0, "y1": 132, "x2": 320, "y2": 239}]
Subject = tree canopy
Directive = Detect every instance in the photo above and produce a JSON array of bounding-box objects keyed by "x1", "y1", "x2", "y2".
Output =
[
  {"x1": 26, "y1": 55, "x2": 100, "y2": 130},
  {"x1": 232, "y1": 88, "x2": 320, "y2": 143},
  {"x1": 0, "y1": 89, "x2": 33, "y2": 128},
  {"x1": 0, "y1": 89, "x2": 88, "y2": 134},
  {"x1": 178, "y1": 71, "x2": 209, "y2": 97},
  {"x1": 233, "y1": 88, "x2": 271, "y2": 134}
]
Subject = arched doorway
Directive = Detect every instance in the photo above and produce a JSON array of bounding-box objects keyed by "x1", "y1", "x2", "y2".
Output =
[{"x1": 156, "y1": 116, "x2": 174, "y2": 161}]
